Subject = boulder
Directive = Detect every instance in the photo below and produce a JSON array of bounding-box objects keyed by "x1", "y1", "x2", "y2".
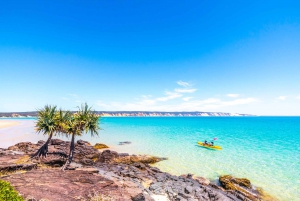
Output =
[
  {"x1": 50, "y1": 139, "x2": 64, "y2": 145},
  {"x1": 119, "y1": 141, "x2": 131, "y2": 145},
  {"x1": 77, "y1": 139, "x2": 91, "y2": 146},
  {"x1": 194, "y1": 176, "x2": 210, "y2": 186},
  {"x1": 93, "y1": 143, "x2": 109, "y2": 149},
  {"x1": 219, "y1": 175, "x2": 262, "y2": 201},
  {"x1": 98, "y1": 150, "x2": 119, "y2": 163}
]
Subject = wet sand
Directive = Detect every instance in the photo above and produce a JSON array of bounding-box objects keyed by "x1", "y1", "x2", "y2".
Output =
[{"x1": 0, "y1": 120, "x2": 20, "y2": 129}]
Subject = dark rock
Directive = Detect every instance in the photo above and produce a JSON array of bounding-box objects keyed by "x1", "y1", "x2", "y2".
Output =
[
  {"x1": 119, "y1": 141, "x2": 132, "y2": 145},
  {"x1": 119, "y1": 153, "x2": 130, "y2": 157},
  {"x1": 98, "y1": 150, "x2": 119, "y2": 163},
  {"x1": 77, "y1": 139, "x2": 91, "y2": 146},
  {"x1": 131, "y1": 193, "x2": 145, "y2": 201},
  {"x1": 185, "y1": 186, "x2": 193, "y2": 194},
  {"x1": 50, "y1": 139, "x2": 64, "y2": 145}
]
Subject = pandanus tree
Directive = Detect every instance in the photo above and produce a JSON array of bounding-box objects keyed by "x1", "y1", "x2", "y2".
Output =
[
  {"x1": 61, "y1": 103, "x2": 100, "y2": 170},
  {"x1": 31, "y1": 105, "x2": 70, "y2": 158},
  {"x1": 31, "y1": 105, "x2": 57, "y2": 158}
]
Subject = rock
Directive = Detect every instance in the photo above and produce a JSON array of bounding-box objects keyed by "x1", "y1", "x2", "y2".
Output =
[
  {"x1": 76, "y1": 167, "x2": 99, "y2": 173},
  {"x1": 131, "y1": 193, "x2": 145, "y2": 201},
  {"x1": 185, "y1": 186, "x2": 193, "y2": 194},
  {"x1": 80, "y1": 158, "x2": 95, "y2": 165},
  {"x1": 7, "y1": 145, "x2": 18, "y2": 151},
  {"x1": 77, "y1": 139, "x2": 91, "y2": 146},
  {"x1": 93, "y1": 143, "x2": 109, "y2": 149},
  {"x1": 98, "y1": 150, "x2": 119, "y2": 163},
  {"x1": 219, "y1": 175, "x2": 261, "y2": 201},
  {"x1": 113, "y1": 155, "x2": 166, "y2": 165},
  {"x1": 50, "y1": 139, "x2": 64, "y2": 145},
  {"x1": 119, "y1": 153, "x2": 130, "y2": 157},
  {"x1": 194, "y1": 176, "x2": 210, "y2": 185},
  {"x1": 119, "y1": 141, "x2": 131, "y2": 145},
  {"x1": 1, "y1": 168, "x2": 132, "y2": 200}
]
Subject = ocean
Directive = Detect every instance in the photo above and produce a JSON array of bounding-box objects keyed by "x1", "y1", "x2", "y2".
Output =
[{"x1": 0, "y1": 117, "x2": 299, "y2": 201}]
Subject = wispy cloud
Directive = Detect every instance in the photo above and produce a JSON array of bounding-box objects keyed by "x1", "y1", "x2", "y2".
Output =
[
  {"x1": 69, "y1": 94, "x2": 78, "y2": 98},
  {"x1": 183, "y1": 97, "x2": 193, "y2": 101},
  {"x1": 175, "y1": 88, "x2": 197, "y2": 93},
  {"x1": 62, "y1": 97, "x2": 69, "y2": 101},
  {"x1": 227, "y1": 94, "x2": 240, "y2": 98},
  {"x1": 277, "y1": 96, "x2": 287, "y2": 100},
  {"x1": 177, "y1": 81, "x2": 190, "y2": 87},
  {"x1": 156, "y1": 91, "x2": 182, "y2": 102},
  {"x1": 296, "y1": 95, "x2": 300, "y2": 100},
  {"x1": 96, "y1": 81, "x2": 258, "y2": 111}
]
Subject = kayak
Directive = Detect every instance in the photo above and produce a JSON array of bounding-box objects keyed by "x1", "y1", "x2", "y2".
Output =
[{"x1": 197, "y1": 142, "x2": 222, "y2": 150}]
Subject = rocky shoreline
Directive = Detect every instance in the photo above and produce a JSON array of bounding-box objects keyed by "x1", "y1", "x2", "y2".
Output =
[{"x1": 0, "y1": 139, "x2": 275, "y2": 201}]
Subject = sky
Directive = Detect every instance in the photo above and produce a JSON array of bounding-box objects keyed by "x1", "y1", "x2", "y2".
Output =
[{"x1": 0, "y1": 0, "x2": 300, "y2": 115}]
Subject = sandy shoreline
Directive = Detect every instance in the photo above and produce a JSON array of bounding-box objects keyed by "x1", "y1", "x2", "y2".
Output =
[{"x1": 0, "y1": 120, "x2": 20, "y2": 129}]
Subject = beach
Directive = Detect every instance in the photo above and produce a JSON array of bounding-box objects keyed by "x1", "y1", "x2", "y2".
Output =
[{"x1": 0, "y1": 120, "x2": 20, "y2": 129}]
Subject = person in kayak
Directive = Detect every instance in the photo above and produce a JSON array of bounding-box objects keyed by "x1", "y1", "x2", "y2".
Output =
[
  {"x1": 204, "y1": 140, "x2": 208, "y2": 145},
  {"x1": 210, "y1": 141, "x2": 214, "y2": 146}
]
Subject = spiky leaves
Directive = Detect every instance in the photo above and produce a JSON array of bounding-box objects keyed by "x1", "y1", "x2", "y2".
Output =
[
  {"x1": 62, "y1": 103, "x2": 100, "y2": 170},
  {"x1": 32, "y1": 106, "x2": 71, "y2": 158}
]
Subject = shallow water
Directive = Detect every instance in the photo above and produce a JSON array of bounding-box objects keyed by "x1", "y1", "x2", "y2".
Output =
[{"x1": 1, "y1": 117, "x2": 299, "y2": 201}]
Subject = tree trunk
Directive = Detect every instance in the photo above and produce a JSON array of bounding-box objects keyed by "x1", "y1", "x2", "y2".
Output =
[
  {"x1": 61, "y1": 132, "x2": 75, "y2": 170},
  {"x1": 31, "y1": 132, "x2": 53, "y2": 158}
]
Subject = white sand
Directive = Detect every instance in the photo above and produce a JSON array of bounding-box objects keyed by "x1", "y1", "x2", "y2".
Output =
[{"x1": 0, "y1": 120, "x2": 20, "y2": 129}]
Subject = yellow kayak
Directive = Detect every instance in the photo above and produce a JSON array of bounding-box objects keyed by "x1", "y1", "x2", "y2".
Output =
[{"x1": 197, "y1": 142, "x2": 222, "y2": 150}]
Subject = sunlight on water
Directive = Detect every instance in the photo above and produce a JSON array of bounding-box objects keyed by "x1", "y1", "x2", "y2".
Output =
[{"x1": 1, "y1": 117, "x2": 299, "y2": 201}]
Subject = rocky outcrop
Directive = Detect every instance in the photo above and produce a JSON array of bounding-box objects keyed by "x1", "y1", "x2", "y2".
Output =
[
  {"x1": 1, "y1": 168, "x2": 132, "y2": 201},
  {"x1": 1, "y1": 140, "x2": 275, "y2": 201},
  {"x1": 95, "y1": 163, "x2": 239, "y2": 201},
  {"x1": 93, "y1": 143, "x2": 109, "y2": 149},
  {"x1": 219, "y1": 175, "x2": 276, "y2": 201}
]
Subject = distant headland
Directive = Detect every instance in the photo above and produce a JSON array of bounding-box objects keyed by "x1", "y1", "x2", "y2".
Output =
[{"x1": 0, "y1": 111, "x2": 254, "y2": 117}]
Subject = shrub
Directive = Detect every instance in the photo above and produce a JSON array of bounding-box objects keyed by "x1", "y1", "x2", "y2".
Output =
[{"x1": 0, "y1": 180, "x2": 24, "y2": 201}]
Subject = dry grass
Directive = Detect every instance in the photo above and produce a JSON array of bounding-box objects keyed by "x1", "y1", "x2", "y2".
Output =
[{"x1": 14, "y1": 155, "x2": 31, "y2": 165}]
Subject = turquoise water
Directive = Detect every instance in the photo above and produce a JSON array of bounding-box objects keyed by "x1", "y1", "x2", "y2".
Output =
[
  {"x1": 1, "y1": 117, "x2": 299, "y2": 200},
  {"x1": 95, "y1": 117, "x2": 300, "y2": 201}
]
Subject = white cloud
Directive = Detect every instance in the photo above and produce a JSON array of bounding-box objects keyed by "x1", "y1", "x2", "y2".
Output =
[
  {"x1": 95, "y1": 81, "x2": 258, "y2": 112},
  {"x1": 69, "y1": 94, "x2": 78, "y2": 98},
  {"x1": 175, "y1": 88, "x2": 197, "y2": 93},
  {"x1": 62, "y1": 97, "x2": 69, "y2": 100},
  {"x1": 177, "y1": 81, "x2": 190, "y2": 87},
  {"x1": 183, "y1": 97, "x2": 193, "y2": 101},
  {"x1": 156, "y1": 91, "x2": 182, "y2": 101},
  {"x1": 227, "y1": 94, "x2": 240, "y2": 98},
  {"x1": 296, "y1": 95, "x2": 300, "y2": 100},
  {"x1": 277, "y1": 96, "x2": 287, "y2": 100}
]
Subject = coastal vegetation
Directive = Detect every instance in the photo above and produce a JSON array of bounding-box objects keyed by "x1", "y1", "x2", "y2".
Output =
[
  {"x1": 31, "y1": 103, "x2": 101, "y2": 170},
  {"x1": 0, "y1": 180, "x2": 24, "y2": 201}
]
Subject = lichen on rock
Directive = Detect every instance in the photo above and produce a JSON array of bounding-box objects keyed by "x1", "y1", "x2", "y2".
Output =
[{"x1": 93, "y1": 143, "x2": 109, "y2": 149}]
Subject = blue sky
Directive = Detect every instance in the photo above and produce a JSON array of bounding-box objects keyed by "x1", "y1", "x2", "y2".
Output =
[{"x1": 0, "y1": 0, "x2": 300, "y2": 115}]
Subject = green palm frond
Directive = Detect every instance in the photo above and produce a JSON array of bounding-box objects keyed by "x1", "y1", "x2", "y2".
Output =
[{"x1": 35, "y1": 105, "x2": 57, "y2": 136}]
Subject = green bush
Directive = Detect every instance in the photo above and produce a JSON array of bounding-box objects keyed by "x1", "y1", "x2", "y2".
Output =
[{"x1": 0, "y1": 180, "x2": 24, "y2": 201}]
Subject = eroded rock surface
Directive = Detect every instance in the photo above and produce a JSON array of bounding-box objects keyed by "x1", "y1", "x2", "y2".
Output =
[{"x1": 1, "y1": 168, "x2": 131, "y2": 201}]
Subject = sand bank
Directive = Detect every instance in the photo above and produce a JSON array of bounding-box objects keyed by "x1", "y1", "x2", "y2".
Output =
[{"x1": 0, "y1": 120, "x2": 20, "y2": 129}]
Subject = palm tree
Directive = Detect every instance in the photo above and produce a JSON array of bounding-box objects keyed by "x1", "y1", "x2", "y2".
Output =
[
  {"x1": 61, "y1": 103, "x2": 100, "y2": 170},
  {"x1": 31, "y1": 105, "x2": 58, "y2": 158},
  {"x1": 31, "y1": 106, "x2": 70, "y2": 158}
]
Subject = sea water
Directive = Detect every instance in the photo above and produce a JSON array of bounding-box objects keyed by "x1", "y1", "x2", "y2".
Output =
[{"x1": 0, "y1": 117, "x2": 299, "y2": 201}]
